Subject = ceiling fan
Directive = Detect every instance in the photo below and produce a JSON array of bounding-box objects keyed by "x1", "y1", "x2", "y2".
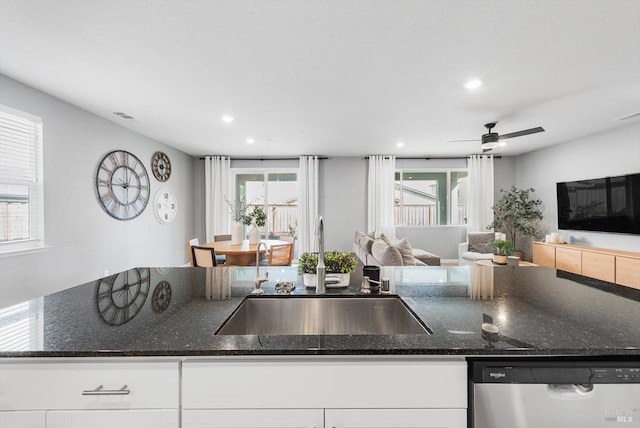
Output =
[{"x1": 451, "y1": 122, "x2": 545, "y2": 153}]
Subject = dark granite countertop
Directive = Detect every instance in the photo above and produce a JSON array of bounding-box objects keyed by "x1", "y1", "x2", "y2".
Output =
[{"x1": 1, "y1": 264, "x2": 639, "y2": 358}]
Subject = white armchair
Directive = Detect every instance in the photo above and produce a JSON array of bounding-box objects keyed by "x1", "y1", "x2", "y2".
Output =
[{"x1": 458, "y1": 232, "x2": 499, "y2": 266}]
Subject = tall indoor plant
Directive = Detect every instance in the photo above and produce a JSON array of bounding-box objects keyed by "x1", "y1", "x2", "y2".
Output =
[{"x1": 487, "y1": 186, "x2": 543, "y2": 258}]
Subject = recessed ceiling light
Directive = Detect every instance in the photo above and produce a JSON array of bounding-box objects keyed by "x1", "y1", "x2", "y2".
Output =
[
  {"x1": 221, "y1": 115, "x2": 234, "y2": 123},
  {"x1": 396, "y1": 141, "x2": 405, "y2": 148},
  {"x1": 246, "y1": 138, "x2": 255, "y2": 144},
  {"x1": 464, "y1": 79, "x2": 482, "y2": 90}
]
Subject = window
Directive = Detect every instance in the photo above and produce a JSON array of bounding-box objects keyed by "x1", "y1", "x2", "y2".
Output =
[
  {"x1": 394, "y1": 169, "x2": 468, "y2": 226},
  {"x1": 233, "y1": 170, "x2": 298, "y2": 239},
  {"x1": 0, "y1": 105, "x2": 44, "y2": 253}
]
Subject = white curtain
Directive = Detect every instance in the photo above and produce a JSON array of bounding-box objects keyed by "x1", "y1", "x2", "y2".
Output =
[
  {"x1": 204, "y1": 155, "x2": 231, "y2": 241},
  {"x1": 298, "y1": 155, "x2": 319, "y2": 254},
  {"x1": 367, "y1": 155, "x2": 396, "y2": 238},
  {"x1": 467, "y1": 154, "x2": 494, "y2": 233}
]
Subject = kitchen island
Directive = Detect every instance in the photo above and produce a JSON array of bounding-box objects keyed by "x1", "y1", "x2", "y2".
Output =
[
  {"x1": 1, "y1": 264, "x2": 638, "y2": 357},
  {"x1": 1, "y1": 265, "x2": 638, "y2": 428}
]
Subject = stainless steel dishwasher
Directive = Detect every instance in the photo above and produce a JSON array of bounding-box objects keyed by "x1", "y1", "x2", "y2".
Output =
[{"x1": 470, "y1": 360, "x2": 640, "y2": 428}]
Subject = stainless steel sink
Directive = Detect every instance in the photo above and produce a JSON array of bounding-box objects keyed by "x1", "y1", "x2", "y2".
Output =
[{"x1": 215, "y1": 295, "x2": 432, "y2": 335}]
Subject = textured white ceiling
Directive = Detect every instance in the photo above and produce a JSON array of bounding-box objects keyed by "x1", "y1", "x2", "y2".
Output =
[{"x1": 0, "y1": 0, "x2": 638, "y2": 157}]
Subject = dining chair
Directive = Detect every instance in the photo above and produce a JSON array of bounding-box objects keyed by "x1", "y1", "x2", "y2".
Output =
[
  {"x1": 191, "y1": 245, "x2": 218, "y2": 267},
  {"x1": 212, "y1": 234, "x2": 231, "y2": 264},
  {"x1": 187, "y1": 238, "x2": 199, "y2": 266},
  {"x1": 267, "y1": 243, "x2": 294, "y2": 266}
]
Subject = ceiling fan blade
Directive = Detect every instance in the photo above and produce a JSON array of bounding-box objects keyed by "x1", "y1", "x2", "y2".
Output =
[{"x1": 498, "y1": 126, "x2": 545, "y2": 140}]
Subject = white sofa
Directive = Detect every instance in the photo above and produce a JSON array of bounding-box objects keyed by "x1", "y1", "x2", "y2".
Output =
[
  {"x1": 458, "y1": 232, "x2": 497, "y2": 266},
  {"x1": 353, "y1": 231, "x2": 441, "y2": 266}
]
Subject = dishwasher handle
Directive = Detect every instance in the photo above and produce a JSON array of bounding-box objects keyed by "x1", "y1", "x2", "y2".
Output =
[{"x1": 547, "y1": 383, "x2": 594, "y2": 396}]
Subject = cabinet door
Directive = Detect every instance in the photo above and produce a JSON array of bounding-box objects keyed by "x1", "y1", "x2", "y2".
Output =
[
  {"x1": 616, "y1": 256, "x2": 640, "y2": 289},
  {"x1": 555, "y1": 247, "x2": 581, "y2": 274},
  {"x1": 325, "y1": 408, "x2": 466, "y2": 428},
  {"x1": 183, "y1": 409, "x2": 323, "y2": 428},
  {"x1": 532, "y1": 243, "x2": 555, "y2": 268},
  {"x1": 46, "y1": 409, "x2": 178, "y2": 428},
  {"x1": 581, "y1": 251, "x2": 615, "y2": 282},
  {"x1": 0, "y1": 411, "x2": 45, "y2": 428}
]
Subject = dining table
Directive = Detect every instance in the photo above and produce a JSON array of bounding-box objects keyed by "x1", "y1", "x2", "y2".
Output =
[{"x1": 200, "y1": 239, "x2": 289, "y2": 266}]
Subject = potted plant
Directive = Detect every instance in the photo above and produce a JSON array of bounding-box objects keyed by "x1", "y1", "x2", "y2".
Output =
[
  {"x1": 487, "y1": 186, "x2": 543, "y2": 259},
  {"x1": 226, "y1": 197, "x2": 267, "y2": 244},
  {"x1": 490, "y1": 239, "x2": 514, "y2": 264},
  {"x1": 297, "y1": 251, "x2": 357, "y2": 288},
  {"x1": 244, "y1": 204, "x2": 267, "y2": 244}
]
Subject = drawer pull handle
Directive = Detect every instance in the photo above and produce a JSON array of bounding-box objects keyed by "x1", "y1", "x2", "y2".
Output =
[{"x1": 82, "y1": 384, "x2": 130, "y2": 396}]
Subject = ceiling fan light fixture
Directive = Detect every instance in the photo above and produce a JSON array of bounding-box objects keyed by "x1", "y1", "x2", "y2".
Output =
[{"x1": 481, "y1": 141, "x2": 499, "y2": 150}]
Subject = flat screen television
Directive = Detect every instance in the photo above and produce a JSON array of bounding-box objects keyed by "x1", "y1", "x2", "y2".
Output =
[{"x1": 556, "y1": 173, "x2": 640, "y2": 235}]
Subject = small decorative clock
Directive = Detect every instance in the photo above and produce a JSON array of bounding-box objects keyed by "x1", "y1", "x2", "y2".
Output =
[
  {"x1": 151, "y1": 151, "x2": 172, "y2": 182},
  {"x1": 153, "y1": 188, "x2": 177, "y2": 224},
  {"x1": 95, "y1": 150, "x2": 150, "y2": 220}
]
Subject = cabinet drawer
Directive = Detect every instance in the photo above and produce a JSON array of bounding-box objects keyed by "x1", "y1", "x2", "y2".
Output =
[
  {"x1": 582, "y1": 251, "x2": 615, "y2": 282},
  {"x1": 532, "y1": 243, "x2": 555, "y2": 268},
  {"x1": 183, "y1": 359, "x2": 467, "y2": 409},
  {"x1": 0, "y1": 361, "x2": 179, "y2": 411},
  {"x1": 555, "y1": 247, "x2": 581, "y2": 274},
  {"x1": 616, "y1": 256, "x2": 640, "y2": 289}
]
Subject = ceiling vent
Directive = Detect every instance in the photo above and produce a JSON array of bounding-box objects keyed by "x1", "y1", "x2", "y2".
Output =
[{"x1": 113, "y1": 112, "x2": 135, "y2": 119}]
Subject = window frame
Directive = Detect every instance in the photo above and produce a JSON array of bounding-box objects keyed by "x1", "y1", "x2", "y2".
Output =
[
  {"x1": 0, "y1": 104, "x2": 45, "y2": 255},
  {"x1": 394, "y1": 167, "x2": 468, "y2": 227},
  {"x1": 231, "y1": 167, "x2": 298, "y2": 238}
]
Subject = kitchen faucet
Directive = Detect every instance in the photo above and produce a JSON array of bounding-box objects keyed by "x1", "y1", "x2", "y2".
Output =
[
  {"x1": 253, "y1": 241, "x2": 268, "y2": 294},
  {"x1": 314, "y1": 216, "x2": 326, "y2": 294}
]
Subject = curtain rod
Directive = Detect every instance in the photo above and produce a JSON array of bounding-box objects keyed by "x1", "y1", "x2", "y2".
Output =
[
  {"x1": 364, "y1": 156, "x2": 502, "y2": 160},
  {"x1": 199, "y1": 156, "x2": 329, "y2": 161}
]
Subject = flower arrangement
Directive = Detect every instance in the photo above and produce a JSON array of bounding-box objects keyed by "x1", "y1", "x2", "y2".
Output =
[{"x1": 225, "y1": 197, "x2": 267, "y2": 227}]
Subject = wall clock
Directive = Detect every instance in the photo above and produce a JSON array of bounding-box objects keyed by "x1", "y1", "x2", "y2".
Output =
[
  {"x1": 151, "y1": 151, "x2": 172, "y2": 182},
  {"x1": 96, "y1": 268, "x2": 150, "y2": 326},
  {"x1": 95, "y1": 150, "x2": 150, "y2": 220},
  {"x1": 153, "y1": 188, "x2": 177, "y2": 224}
]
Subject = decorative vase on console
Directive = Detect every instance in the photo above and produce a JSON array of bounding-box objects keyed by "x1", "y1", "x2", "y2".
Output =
[
  {"x1": 248, "y1": 222, "x2": 260, "y2": 244},
  {"x1": 231, "y1": 222, "x2": 243, "y2": 245}
]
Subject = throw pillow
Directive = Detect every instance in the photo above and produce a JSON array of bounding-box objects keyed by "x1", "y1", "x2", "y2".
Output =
[
  {"x1": 371, "y1": 238, "x2": 404, "y2": 266},
  {"x1": 468, "y1": 232, "x2": 494, "y2": 253},
  {"x1": 379, "y1": 234, "x2": 416, "y2": 266},
  {"x1": 359, "y1": 234, "x2": 375, "y2": 254}
]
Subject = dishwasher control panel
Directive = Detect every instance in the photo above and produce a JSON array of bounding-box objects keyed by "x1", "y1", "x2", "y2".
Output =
[{"x1": 478, "y1": 365, "x2": 640, "y2": 384}]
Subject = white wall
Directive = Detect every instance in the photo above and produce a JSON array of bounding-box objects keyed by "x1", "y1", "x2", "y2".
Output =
[
  {"x1": 516, "y1": 122, "x2": 640, "y2": 252},
  {"x1": 0, "y1": 75, "x2": 196, "y2": 308}
]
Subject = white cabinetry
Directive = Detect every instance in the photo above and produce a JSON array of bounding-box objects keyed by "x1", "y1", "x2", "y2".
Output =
[
  {"x1": 0, "y1": 411, "x2": 45, "y2": 428},
  {"x1": 0, "y1": 359, "x2": 180, "y2": 427},
  {"x1": 182, "y1": 358, "x2": 467, "y2": 428},
  {"x1": 325, "y1": 408, "x2": 466, "y2": 428},
  {"x1": 183, "y1": 409, "x2": 324, "y2": 428}
]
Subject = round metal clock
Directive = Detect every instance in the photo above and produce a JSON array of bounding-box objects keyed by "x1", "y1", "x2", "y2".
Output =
[
  {"x1": 95, "y1": 150, "x2": 150, "y2": 220},
  {"x1": 153, "y1": 188, "x2": 177, "y2": 224},
  {"x1": 151, "y1": 151, "x2": 172, "y2": 182},
  {"x1": 96, "y1": 268, "x2": 150, "y2": 326}
]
